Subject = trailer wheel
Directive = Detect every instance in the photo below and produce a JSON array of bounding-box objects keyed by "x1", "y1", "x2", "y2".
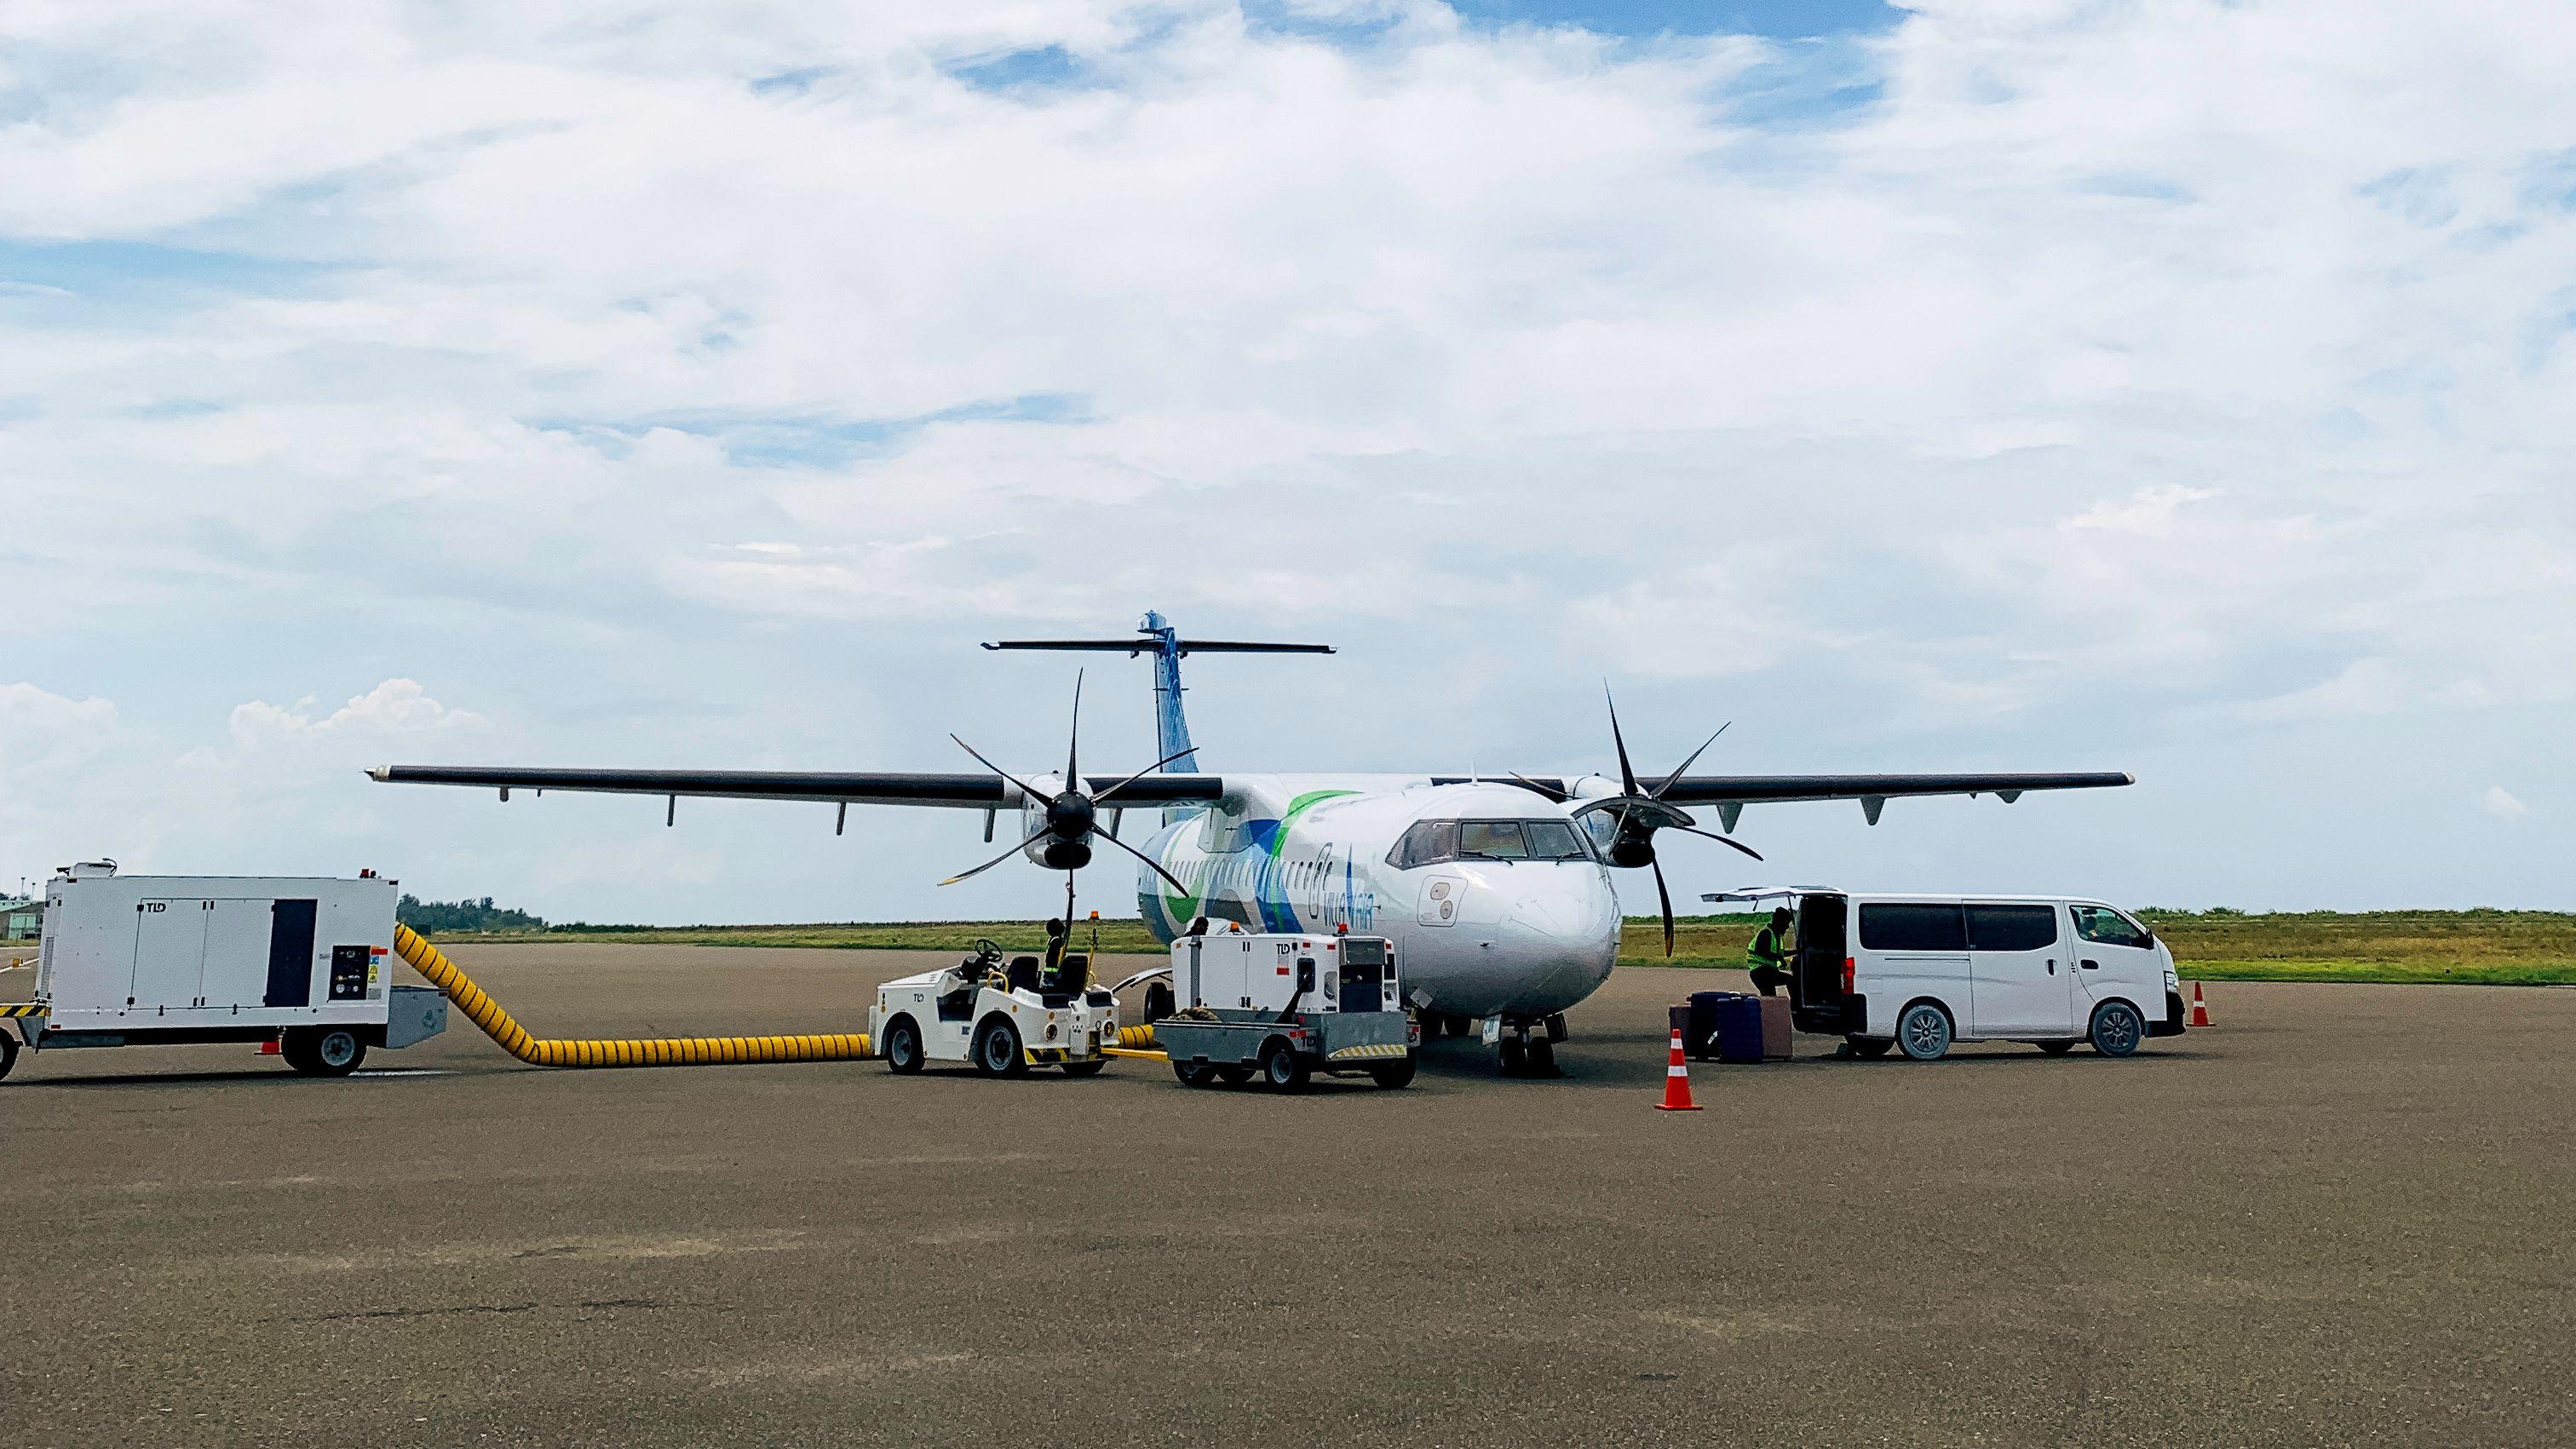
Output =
[
  {"x1": 1259, "y1": 1039, "x2": 1308, "y2": 1092},
  {"x1": 1367, "y1": 1051, "x2": 1416, "y2": 1090},
  {"x1": 972, "y1": 1017, "x2": 1028, "y2": 1078},
  {"x1": 1895, "y1": 1003, "x2": 1952, "y2": 1062},
  {"x1": 883, "y1": 1015, "x2": 925, "y2": 1074},
  {"x1": 1173, "y1": 1061, "x2": 1219, "y2": 1087},
  {"x1": 287, "y1": 1027, "x2": 366, "y2": 1078},
  {"x1": 2088, "y1": 1001, "x2": 2145, "y2": 1058},
  {"x1": 0, "y1": 1029, "x2": 17, "y2": 1082}
]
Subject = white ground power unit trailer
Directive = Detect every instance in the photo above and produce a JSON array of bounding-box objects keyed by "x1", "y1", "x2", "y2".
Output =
[
  {"x1": 0, "y1": 863, "x2": 448, "y2": 1082},
  {"x1": 870, "y1": 937, "x2": 1119, "y2": 1078},
  {"x1": 1153, "y1": 929, "x2": 1418, "y2": 1091}
]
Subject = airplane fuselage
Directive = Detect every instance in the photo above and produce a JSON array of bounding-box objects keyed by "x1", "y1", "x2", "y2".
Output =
[{"x1": 1079, "y1": 777, "x2": 1626, "y2": 1021}]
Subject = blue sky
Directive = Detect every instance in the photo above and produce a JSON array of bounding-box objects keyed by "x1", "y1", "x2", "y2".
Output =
[{"x1": 2, "y1": 0, "x2": 2570, "y2": 919}]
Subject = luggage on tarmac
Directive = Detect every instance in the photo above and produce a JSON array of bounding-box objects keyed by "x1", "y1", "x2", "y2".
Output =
[
  {"x1": 1712, "y1": 995, "x2": 1765, "y2": 1063},
  {"x1": 1759, "y1": 995, "x2": 1793, "y2": 1061},
  {"x1": 1684, "y1": 991, "x2": 1734, "y2": 1061}
]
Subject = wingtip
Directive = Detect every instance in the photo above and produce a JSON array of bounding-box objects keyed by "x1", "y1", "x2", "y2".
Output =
[{"x1": 365, "y1": 766, "x2": 391, "y2": 782}]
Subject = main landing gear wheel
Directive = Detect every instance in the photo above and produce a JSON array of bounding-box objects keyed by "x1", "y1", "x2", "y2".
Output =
[
  {"x1": 2089, "y1": 1000, "x2": 2145, "y2": 1058},
  {"x1": 285, "y1": 1026, "x2": 366, "y2": 1078},
  {"x1": 883, "y1": 1016, "x2": 926, "y2": 1073},
  {"x1": 1173, "y1": 1061, "x2": 1220, "y2": 1087},
  {"x1": 1844, "y1": 1036, "x2": 1893, "y2": 1059},
  {"x1": 2037, "y1": 1039, "x2": 2077, "y2": 1055},
  {"x1": 1259, "y1": 1039, "x2": 1309, "y2": 1092},
  {"x1": 1895, "y1": 1003, "x2": 1952, "y2": 1062},
  {"x1": 972, "y1": 1018, "x2": 1029, "y2": 1078},
  {"x1": 1367, "y1": 1052, "x2": 1417, "y2": 1090},
  {"x1": 1061, "y1": 1061, "x2": 1106, "y2": 1077}
]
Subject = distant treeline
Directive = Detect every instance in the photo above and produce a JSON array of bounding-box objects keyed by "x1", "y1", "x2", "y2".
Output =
[{"x1": 397, "y1": 894, "x2": 548, "y2": 933}]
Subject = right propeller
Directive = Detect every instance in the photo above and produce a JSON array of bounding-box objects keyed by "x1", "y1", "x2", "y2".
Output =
[{"x1": 1568, "y1": 685, "x2": 1764, "y2": 958}]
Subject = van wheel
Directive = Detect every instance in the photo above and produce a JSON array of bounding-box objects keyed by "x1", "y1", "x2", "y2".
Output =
[
  {"x1": 2089, "y1": 1001, "x2": 2145, "y2": 1058},
  {"x1": 2037, "y1": 1040, "x2": 2076, "y2": 1055},
  {"x1": 883, "y1": 1015, "x2": 925, "y2": 1073},
  {"x1": 1844, "y1": 1037, "x2": 1892, "y2": 1060},
  {"x1": 1259, "y1": 1039, "x2": 1309, "y2": 1092},
  {"x1": 1895, "y1": 1003, "x2": 1952, "y2": 1061},
  {"x1": 971, "y1": 1017, "x2": 1027, "y2": 1077}
]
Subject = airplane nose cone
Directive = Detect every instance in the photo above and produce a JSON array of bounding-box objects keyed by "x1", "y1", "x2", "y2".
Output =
[{"x1": 1503, "y1": 873, "x2": 1622, "y2": 1003}]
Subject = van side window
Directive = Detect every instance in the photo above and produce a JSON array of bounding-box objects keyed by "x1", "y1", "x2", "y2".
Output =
[
  {"x1": 2072, "y1": 906, "x2": 2150, "y2": 948},
  {"x1": 1858, "y1": 903, "x2": 1967, "y2": 952},
  {"x1": 1966, "y1": 904, "x2": 2059, "y2": 952}
]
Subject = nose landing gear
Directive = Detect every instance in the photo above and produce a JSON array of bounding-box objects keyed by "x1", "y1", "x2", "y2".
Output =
[{"x1": 1491, "y1": 1014, "x2": 1567, "y2": 1078}]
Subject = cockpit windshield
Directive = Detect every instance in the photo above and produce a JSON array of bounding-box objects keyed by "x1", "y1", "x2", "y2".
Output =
[{"x1": 1389, "y1": 818, "x2": 1594, "y2": 868}]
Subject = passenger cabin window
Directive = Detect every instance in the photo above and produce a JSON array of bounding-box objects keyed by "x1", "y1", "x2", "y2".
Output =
[
  {"x1": 1966, "y1": 904, "x2": 2060, "y2": 952},
  {"x1": 1385, "y1": 818, "x2": 1592, "y2": 868},
  {"x1": 1857, "y1": 903, "x2": 1968, "y2": 952},
  {"x1": 2072, "y1": 906, "x2": 2151, "y2": 948}
]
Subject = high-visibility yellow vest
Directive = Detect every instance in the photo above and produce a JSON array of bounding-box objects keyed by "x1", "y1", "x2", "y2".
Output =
[{"x1": 1746, "y1": 925, "x2": 1792, "y2": 970}]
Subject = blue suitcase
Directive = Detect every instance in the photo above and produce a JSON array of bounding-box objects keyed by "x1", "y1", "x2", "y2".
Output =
[{"x1": 1713, "y1": 994, "x2": 1766, "y2": 1063}]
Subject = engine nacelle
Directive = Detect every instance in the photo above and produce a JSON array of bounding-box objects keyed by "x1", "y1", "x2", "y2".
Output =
[{"x1": 1016, "y1": 773, "x2": 1095, "y2": 870}]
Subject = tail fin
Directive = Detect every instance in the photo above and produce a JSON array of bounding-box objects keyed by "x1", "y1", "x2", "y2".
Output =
[{"x1": 982, "y1": 612, "x2": 1333, "y2": 774}]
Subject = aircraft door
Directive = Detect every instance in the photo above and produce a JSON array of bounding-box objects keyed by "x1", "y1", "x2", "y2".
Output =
[{"x1": 1965, "y1": 904, "x2": 2073, "y2": 1036}]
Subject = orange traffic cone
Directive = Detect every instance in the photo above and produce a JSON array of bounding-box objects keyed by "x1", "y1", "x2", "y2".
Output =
[
  {"x1": 2188, "y1": 981, "x2": 2211, "y2": 1028},
  {"x1": 1655, "y1": 1026, "x2": 1702, "y2": 1112}
]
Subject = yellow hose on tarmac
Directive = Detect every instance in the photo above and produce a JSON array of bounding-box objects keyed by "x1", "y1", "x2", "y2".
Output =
[{"x1": 394, "y1": 924, "x2": 871, "y2": 1069}]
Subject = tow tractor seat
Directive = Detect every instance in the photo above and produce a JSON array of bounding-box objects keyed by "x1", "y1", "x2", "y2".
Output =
[{"x1": 1007, "y1": 956, "x2": 1044, "y2": 994}]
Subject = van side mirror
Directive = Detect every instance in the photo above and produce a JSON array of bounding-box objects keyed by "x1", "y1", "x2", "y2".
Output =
[{"x1": 1297, "y1": 958, "x2": 1316, "y2": 992}]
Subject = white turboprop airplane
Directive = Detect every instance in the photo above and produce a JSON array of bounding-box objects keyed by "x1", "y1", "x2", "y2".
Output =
[{"x1": 371, "y1": 612, "x2": 2132, "y2": 1073}]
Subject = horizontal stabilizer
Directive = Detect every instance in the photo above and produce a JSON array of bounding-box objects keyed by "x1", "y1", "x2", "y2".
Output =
[{"x1": 985, "y1": 638, "x2": 1333, "y2": 656}]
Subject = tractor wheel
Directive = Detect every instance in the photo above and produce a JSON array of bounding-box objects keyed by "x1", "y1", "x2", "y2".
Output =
[{"x1": 972, "y1": 1017, "x2": 1028, "y2": 1078}]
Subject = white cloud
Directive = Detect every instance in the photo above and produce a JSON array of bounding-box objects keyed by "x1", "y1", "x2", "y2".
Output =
[
  {"x1": 2, "y1": 1, "x2": 2573, "y2": 913},
  {"x1": 2483, "y1": 785, "x2": 2529, "y2": 820}
]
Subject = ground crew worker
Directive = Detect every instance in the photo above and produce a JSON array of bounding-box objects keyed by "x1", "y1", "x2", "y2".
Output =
[{"x1": 1746, "y1": 906, "x2": 1795, "y2": 998}]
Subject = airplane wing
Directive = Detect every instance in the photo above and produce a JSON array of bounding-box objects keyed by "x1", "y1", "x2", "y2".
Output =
[
  {"x1": 365, "y1": 765, "x2": 1227, "y2": 808},
  {"x1": 1653, "y1": 772, "x2": 2134, "y2": 804}
]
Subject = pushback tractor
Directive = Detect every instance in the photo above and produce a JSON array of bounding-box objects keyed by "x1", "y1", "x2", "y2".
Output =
[
  {"x1": 1153, "y1": 929, "x2": 1418, "y2": 1091},
  {"x1": 870, "y1": 938, "x2": 1121, "y2": 1077},
  {"x1": 0, "y1": 862, "x2": 448, "y2": 1082}
]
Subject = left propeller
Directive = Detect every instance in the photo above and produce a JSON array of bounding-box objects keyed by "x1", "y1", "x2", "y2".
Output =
[{"x1": 938, "y1": 669, "x2": 1195, "y2": 894}]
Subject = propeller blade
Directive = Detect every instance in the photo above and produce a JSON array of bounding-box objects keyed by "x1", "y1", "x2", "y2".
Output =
[
  {"x1": 1092, "y1": 745, "x2": 1204, "y2": 805},
  {"x1": 1652, "y1": 722, "x2": 1730, "y2": 800},
  {"x1": 1673, "y1": 823, "x2": 1765, "y2": 861},
  {"x1": 1603, "y1": 682, "x2": 1641, "y2": 796},
  {"x1": 1063, "y1": 668, "x2": 1084, "y2": 791},
  {"x1": 1095, "y1": 825, "x2": 1193, "y2": 894},
  {"x1": 1652, "y1": 856, "x2": 1676, "y2": 958},
  {"x1": 938, "y1": 825, "x2": 1053, "y2": 886},
  {"x1": 952, "y1": 734, "x2": 1056, "y2": 807}
]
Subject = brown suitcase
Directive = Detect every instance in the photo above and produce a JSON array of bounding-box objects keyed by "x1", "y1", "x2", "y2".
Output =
[{"x1": 1759, "y1": 995, "x2": 1793, "y2": 1061}]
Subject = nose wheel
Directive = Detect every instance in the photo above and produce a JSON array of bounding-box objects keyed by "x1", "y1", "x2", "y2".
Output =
[{"x1": 1492, "y1": 1017, "x2": 1564, "y2": 1078}]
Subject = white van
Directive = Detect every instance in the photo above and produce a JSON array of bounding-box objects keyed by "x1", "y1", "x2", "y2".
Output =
[{"x1": 1707, "y1": 888, "x2": 2184, "y2": 1061}]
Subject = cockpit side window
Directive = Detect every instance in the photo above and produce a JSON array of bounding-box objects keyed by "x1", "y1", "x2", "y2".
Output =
[
  {"x1": 1521, "y1": 819, "x2": 1587, "y2": 861},
  {"x1": 1386, "y1": 819, "x2": 1459, "y2": 869}
]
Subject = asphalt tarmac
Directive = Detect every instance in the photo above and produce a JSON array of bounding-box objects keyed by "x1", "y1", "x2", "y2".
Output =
[{"x1": 3, "y1": 944, "x2": 2570, "y2": 1447}]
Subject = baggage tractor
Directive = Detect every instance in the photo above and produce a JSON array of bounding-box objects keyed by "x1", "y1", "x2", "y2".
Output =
[
  {"x1": 1758, "y1": 995, "x2": 1793, "y2": 1061},
  {"x1": 1713, "y1": 995, "x2": 1765, "y2": 1064}
]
